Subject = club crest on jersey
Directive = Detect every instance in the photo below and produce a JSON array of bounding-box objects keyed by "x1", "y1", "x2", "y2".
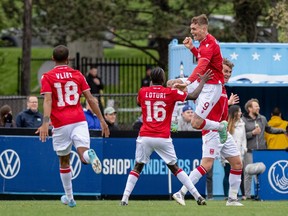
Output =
[{"x1": 209, "y1": 148, "x2": 214, "y2": 155}]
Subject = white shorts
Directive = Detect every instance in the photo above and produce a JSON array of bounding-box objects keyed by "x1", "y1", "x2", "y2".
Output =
[
  {"x1": 202, "y1": 131, "x2": 240, "y2": 159},
  {"x1": 135, "y1": 136, "x2": 177, "y2": 165},
  {"x1": 52, "y1": 121, "x2": 90, "y2": 156},
  {"x1": 190, "y1": 82, "x2": 222, "y2": 119}
]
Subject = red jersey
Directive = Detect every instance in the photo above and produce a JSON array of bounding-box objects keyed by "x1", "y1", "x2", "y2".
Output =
[
  {"x1": 202, "y1": 86, "x2": 228, "y2": 135},
  {"x1": 138, "y1": 85, "x2": 187, "y2": 138},
  {"x1": 189, "y1": 34, "x2": 224, "y2": 84},
  {"x1": 40, "y1": 65, "x2": 90, "y2": 128}
]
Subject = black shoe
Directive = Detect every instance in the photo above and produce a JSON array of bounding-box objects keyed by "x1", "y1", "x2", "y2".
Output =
[
  {"x1": 197, "y1": 196, "x2": 207, "y2": 205},
  {"x1": 120, "y1": 201, "x2": 128, "y2": 206}
]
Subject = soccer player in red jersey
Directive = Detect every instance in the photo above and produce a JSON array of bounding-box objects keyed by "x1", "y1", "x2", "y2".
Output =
[
  {"x1": 120, "y1": 67, "x2": 212, "y2": 206},
  {"x1": 173, "y1": 59, "x2": 244, "y2": 206},
  {"x1": 174, "y1": 14, "x2": 228, "y2": 144},
  {"x1": 36, "y1": 45, "x2": 109, "y2": 207}
]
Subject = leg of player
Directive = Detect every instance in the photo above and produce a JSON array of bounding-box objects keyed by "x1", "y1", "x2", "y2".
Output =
[
  {"x1": 169, "y1": 164, "x2": 206, "y2": 206},
  {"x1": 192, "y1": 114, "x2": 228, "y2": 144},
  {"x1": 120, "y1": 162, "x2": 144, "y2": 206},
  {"x1": 173, "y1": 158, "x2": 213, "y2": 205},
  {"x1": 78, "y1": 147, "x2": 102, "y2": 174},
  {"x1": 59, "y1": 154, "x2": 76, "y2": 207},
  {"x1": 225, "y1": 156, "x2": 244, "y2": 206}
]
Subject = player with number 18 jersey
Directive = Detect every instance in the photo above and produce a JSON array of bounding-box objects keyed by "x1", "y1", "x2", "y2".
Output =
[
  {"x1": 40, "y1": 65, "x2": 90, "y2": 128},
  {"x1": 138, "y1": 85, "x2": 188, "y2": 138}
]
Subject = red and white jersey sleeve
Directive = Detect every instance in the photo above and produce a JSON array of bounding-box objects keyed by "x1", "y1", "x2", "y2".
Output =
[
  {"x1": 138, "y1": 86, "x2": 187, "y2": 138},
  {"x1": 40, "y1": 65, "x2": 90, "y2": 128}
]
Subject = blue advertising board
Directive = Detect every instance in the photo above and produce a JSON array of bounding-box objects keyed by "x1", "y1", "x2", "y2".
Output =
[
  {"x1": 101, "y1": 137, "x2": 205, "y2": 196},
  {"x1": 0, "y1": 136, "x2": 102, "y2": 195},
  {"x1": 253, "y1": 150, "x2": 288, "y2": 200},
  {"x1": 0, "y1": 131, "x2": 205, "y2": 197}
]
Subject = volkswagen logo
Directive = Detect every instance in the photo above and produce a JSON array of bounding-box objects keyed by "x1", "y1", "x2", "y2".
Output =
[
  {"x1": 70, "y1": 150, "x2": 81, "y2": 180},
  {"x1": 0, "y1": 149, "x2": 21, "y2": 179},
  {"x1": 268, "y1": 160, "x2": 288, "y2": 194}
]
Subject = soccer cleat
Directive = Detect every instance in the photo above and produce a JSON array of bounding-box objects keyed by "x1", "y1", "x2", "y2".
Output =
[
  {"x1": 218, "y1": 120, "x2": 228, "y2": 144},
  {"x1": 88, "y1": 149, "x2": 102, "y2": 174},
  {"x1": 172, "y1": 191, "x2": 186, "y2": 206},
  {"x1": 197, "y1": 196, "x2": 207, "y2": 205},
  {"x1": 226, "y1": 198, "x2": 244, "y2": 206},
  {"x1": 120, "y1": 201, "x2": 128, "y2": 206},
  {"x1": 61, "y1": 195, "x2": 76, "y2": 207},
  {"x1": 68, "y1": 199, "x2": 77, "y2": 208}
]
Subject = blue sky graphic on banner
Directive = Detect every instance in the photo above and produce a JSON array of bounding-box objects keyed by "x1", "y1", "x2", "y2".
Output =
[{"x1": 169, "y1": 39, "x2": 288, "y2": 86}]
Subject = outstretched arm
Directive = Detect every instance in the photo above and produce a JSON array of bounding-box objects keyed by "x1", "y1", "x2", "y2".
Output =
[{"x1": 186, "y1": 69, "x2": 213, "y2": 100}]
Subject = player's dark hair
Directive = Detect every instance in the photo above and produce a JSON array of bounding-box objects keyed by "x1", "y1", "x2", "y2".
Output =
[
  {"x1": 150, "y1": 67, "x2": 165, "y2": 85},
  {"x1": 53, "y1": 45, "x2": 69, "y2": 62}
]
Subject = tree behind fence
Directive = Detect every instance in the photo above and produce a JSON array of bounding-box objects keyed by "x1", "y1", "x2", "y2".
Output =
[
  {"x1": 18, "y1": 55, "x2": 158, "y2": 94},
  {"x1": 15, "y1": 56, "x2": 158, "y2": 129}
]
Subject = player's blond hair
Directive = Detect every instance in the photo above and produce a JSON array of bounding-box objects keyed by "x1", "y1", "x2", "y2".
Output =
[
  {"x1": 191, "y1": 14, "x2": 208, "y2": 26},
  {"x1": 223, "y1": 58, "x2": 234, "y2": 69}
]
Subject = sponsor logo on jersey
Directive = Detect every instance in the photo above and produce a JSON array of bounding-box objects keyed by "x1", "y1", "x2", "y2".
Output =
[{"x1": 209, "y1": 148, "x2": 215, "y2": 155}]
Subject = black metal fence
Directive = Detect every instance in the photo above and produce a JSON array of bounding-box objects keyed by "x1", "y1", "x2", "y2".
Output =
[
  {"x1": 15, "y1": 54, "x2": 159, "y2": 129},
  {"x1": 18, "y1": 54, "x2": 158, "y2": 94}
]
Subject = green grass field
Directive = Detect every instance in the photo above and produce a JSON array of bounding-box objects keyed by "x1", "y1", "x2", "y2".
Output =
[{"x1": 0, "y1": 200, "x2": 287, "y2": 216}]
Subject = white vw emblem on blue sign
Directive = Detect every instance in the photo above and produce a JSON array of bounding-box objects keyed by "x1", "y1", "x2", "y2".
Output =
[
  {"x1": 268, "y1": 160, "x2": 288, "y2": 194},
  {"x1": 70, "y1": 150, "x2": 81, "y2": 180},
  {"x1": 0, "y1": 149, "x2": 21, "y2": 179}
]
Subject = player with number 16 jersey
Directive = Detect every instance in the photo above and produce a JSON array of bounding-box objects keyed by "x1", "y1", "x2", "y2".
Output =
[
  {"x1": 40, "y1": 65, "x2": 90, "y2": 128},
  {"x1": 138, "y1": 86, "x2": 187, "y2": 138}
]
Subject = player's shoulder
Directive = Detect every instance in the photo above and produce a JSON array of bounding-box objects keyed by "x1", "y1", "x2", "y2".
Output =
[{"x1": 206, "y1": 34, "x2": 219, "y2": 46}]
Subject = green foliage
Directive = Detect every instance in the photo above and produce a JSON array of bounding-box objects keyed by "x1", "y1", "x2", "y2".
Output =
[
  {"x1": 0, "y1": 200, "x2": 287, "y2": 216},
  {"x1": 0, "y1": 47, "x2": 52, "y2": 95},
  {"x1": 0, "y1": 0, "x2": 23, "y2": 30},
  {"x1": 268, "y1": 0, "x2": 288, "y2": 42}
]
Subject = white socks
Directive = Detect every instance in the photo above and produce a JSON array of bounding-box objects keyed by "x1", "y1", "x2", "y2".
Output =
[
  {"x1": 229, "y1": 169, "x2": 242, "y2": 200},
  {"x1": 176, "y1": 169, "x2": 201, "y2": 200},
  {"x1": 60, "y1": 167, "x2": 73, "y2": 201},
  {"x1": 121, "y1": 171, "x2": 140, "y2": 203}
]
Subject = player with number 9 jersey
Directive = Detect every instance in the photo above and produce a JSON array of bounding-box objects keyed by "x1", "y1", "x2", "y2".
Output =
[
  {"x1": 40, "y1": 65, "x2": 90, "y2": 128},
  {"x1": 138, "y1": 86, "x2": 187, "y2": 138}
]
